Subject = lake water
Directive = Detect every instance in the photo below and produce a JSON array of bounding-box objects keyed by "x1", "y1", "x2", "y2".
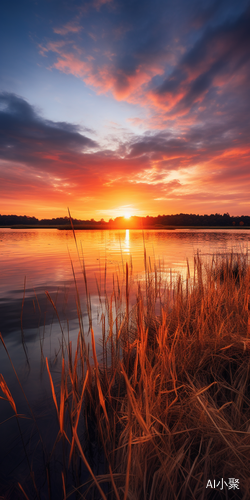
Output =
[{"x1": 0, "y1": 227, "x2": 250, "y2": 496}]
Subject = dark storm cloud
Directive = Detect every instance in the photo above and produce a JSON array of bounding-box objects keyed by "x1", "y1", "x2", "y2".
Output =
[{"x1": 0, "y1": 93, "x2": 97, "y2": 164}]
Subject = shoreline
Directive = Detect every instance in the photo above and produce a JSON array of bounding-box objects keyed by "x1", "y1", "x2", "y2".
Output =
[{"x1": 1, "y1": 224, "x2": 250, "y2": 230}]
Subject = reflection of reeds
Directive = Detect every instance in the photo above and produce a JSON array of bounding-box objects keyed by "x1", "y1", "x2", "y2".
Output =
[{"x1": 1, "y1": 251, "x2": 250, "y2": 499}]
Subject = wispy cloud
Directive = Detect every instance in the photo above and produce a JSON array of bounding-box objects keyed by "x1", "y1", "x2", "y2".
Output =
[{"x1": 53, "y1": 22, "x2": 83, "y2": 35}]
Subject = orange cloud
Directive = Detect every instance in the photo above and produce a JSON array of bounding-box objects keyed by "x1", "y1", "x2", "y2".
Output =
[
  {"x1": 53, "y1": 53, "x2": 92, "y2": 79},
  {"x1": 42, "y1": 39, "x2": 166, "y2": 105}
]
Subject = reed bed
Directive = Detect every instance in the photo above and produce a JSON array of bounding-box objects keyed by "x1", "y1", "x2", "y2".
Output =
[{"x1": 1, "y1": 250, "x2": 250, "y2": 499}]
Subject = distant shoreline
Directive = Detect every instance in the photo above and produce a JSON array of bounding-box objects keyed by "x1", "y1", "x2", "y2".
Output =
[{"x1": 1, "y1": 225, "x2": 250, "y2": 230}]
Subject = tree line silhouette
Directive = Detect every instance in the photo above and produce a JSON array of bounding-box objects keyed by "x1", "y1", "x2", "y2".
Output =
[{"x1": 0, "y1": 212, "x2": 249, "y2": 228}]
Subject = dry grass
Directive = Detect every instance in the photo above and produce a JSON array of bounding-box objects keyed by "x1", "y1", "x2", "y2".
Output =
[
  {"x1": 84, "y1": 251, "x2": 250, "y2": 500},
  {"x1": 1, "y1": 250, "x2": 250, "y2": 499}
]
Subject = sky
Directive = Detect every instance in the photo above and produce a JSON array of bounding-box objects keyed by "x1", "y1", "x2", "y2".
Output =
[{"x1": 1, "y1": 0, "x2": 250, "y2": 220}]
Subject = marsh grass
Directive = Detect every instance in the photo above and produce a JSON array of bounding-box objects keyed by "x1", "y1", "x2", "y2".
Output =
[{"x1": 1, "y1": 248, "x2": 250, "y2": 499}]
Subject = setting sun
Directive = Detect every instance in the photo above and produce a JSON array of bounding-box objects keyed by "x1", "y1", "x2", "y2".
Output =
[{"x1": 124, "y1": 212, "x2": 132, "y2": 219}]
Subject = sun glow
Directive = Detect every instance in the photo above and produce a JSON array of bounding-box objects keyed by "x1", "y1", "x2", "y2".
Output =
[{"x1": 124, "y1": 212, "x2": 132, "y2": 219}]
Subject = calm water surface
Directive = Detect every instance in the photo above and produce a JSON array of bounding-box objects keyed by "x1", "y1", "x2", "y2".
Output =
[
  {"x1": 1, "y1": 227, "x2": 250, "y2": 364},
  {"x1": 0, "y1": 228, "x2": 249, "y2": 495},
  {"x1": 1, "y1": 227, "x2": 249, "y2": 295}
]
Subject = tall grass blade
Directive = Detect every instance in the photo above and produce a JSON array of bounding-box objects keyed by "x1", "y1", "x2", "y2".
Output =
[
  {"x1": 46, "y1": 357, "x2": 59, "y2": 415},
  {"x1": 73, "y1": 427, "x2": 108, "y2": 500}
]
